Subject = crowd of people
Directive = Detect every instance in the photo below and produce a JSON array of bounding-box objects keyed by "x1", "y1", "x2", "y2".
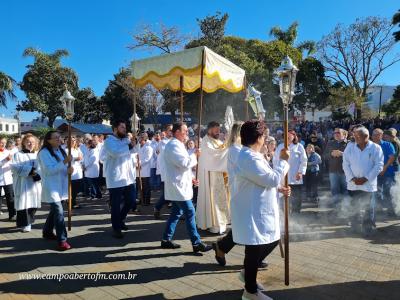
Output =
[{"x1": 1, "y1": 115, "x2": 399, "y2": 300}]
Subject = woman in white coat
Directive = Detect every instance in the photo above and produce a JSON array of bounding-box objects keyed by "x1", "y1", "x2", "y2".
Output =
[
  {"x1": 273, "y1": 130, "x2": 307, "y2": 213},
  {"x1": 231, "y1": 120, "x2": 290, "y2": 300},
  {"x1": 66, "y1": 137, "x2": 84, "y2": 209},
  {"x1": 37, "y1": 130, "x2": 73, "y2": 251},
  {"x1": 11, "y1": 134, "x2": 42, "y2": 232}
]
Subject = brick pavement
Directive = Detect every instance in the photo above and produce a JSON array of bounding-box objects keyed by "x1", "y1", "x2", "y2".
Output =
[{"x1": 0, "y1": 190, "x2": 399, "y2": 300}]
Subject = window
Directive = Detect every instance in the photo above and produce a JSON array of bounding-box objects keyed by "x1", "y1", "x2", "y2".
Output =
[
  {"x1": 5, "y1": 124, "x2": 9, "y2": 132},
  {"x1": 12, "y1": 125, "x2": 15, "y2": 132},
  {"x1": 0, "y1": 124, "x2": 2, "y2": 131}
]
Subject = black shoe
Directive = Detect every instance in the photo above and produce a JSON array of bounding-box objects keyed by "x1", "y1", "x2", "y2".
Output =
[
  {"x1": 161, "y1": 240, "x2": 181, "y2": 249},
  {"x1": 258, "y1": 260, "x2": 268, "y2": 268},
  {"x1": 121, "y1": 223, "x2": 128, "y2": 231},
  {"x1": 154, "y1": 210, "x2": 161, "y2": 220},
  {"x1": 212, "y1": 243, "x2": 226, "y2": 266},
  {"x1": 112, "y1": 230, "x2": 124, "y2": 239},
  {"x1": 193, "y1": 242, "x2": 212, "y2": 253}
]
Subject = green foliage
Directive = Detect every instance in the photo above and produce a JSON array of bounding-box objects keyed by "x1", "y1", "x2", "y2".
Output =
[
  {"x1": 0, "y1": 71, "x2": 16, "y2": 107},
  {"x1": 382, "y1": 85, "x2": 400, "y2": 115},
  {"x1": 19, "y1": 48, "x2": 78, "y2": 127},
  {"x1": 393, "y1": 10, "x2": 400, "y2": 42},
  {"x1": 33, "y1": 127, "x2": 54, "y2": 139},
  {"x1": 73, "y1": 87, "x2": 111, "y2": 123},
  {"x1": 196, "y1": 11, "x2": 229, "y2": 49}
]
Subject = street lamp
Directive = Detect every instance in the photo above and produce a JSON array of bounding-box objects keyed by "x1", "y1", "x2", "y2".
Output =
[
  {"x1": 60, "y1": 86, "x2": 75, "y2": 231},
  {"x1": 131, "y1": 112, "x2": 140, "y2": 134},
  {"x1": 275, "y1": 56, "x2": 298, "y2": 286}
]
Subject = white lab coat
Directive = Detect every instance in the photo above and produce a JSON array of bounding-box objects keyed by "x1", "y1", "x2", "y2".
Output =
[
  {"x1": 37, "y1": 148, "x2": 68, "y2": 203},
  {"x1": 163, "y1": 138, "x2": 197, "y2": 201},
  {"x1": 274, "y1": 142, "x2": 307, "y2": 185},
  {"x1": 11, "y1": 151, "x2": 42, "y2": 211},
  {"x1": 67, "y1": 148, "x2": 84, "y2": 180},
  {"x1": 102, "y1": 135, "x2": 135, "y2": 189},
  {"x1": 138, "y1": 141, "x2": 153, "y2": 178},
  {"x1": 0, "y1": 149, "x2": 13, "y2": 186},
  {"x1": 156, "y1": 138, "x2": 170, "y2": 180},
  {"x1": 150, "y1": 140, "x2": 159, "y2": 169},
  {"x1": 84, "y1": 147, "x2": 100, "y2": 178},
  {"x1": 227, "y1": 144, "x2": 242, "y2": 197},
  {"x1": 342, "y1": 141, "x2": 384, "y2": 192},
  {"x1": 231, "y1": 147, "x2": 288, "y2": 245}
]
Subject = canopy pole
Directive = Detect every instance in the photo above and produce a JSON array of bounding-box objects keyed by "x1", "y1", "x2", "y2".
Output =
[
  {"x1": 244, "y1": 76, "x2": 249, "y2": 120},
  {"x1": 196, "y1": 49, "x2": 205, "y2": 180},
  {"x1": 180, "y1": 76, "x2": 184, "y2": 122}
]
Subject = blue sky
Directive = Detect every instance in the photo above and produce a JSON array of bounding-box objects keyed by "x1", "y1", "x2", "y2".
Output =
[{"x1": 1, "y1": 0, "x2": 399, "y2": 121}]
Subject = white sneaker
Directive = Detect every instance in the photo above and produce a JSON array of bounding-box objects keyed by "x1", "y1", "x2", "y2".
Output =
[
  {"x1": 21, "y1": 225, "x2": 31, "y2": 232},
  {"x1": 239, "y1": 269, "x2": 266, "y2": 291},
  {"x1": 242, "y1": 290, "x2": 273, "y2": 300}
]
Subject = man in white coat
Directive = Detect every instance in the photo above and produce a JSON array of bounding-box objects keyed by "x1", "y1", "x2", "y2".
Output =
[
  {"x1": 138, "y1": 133, "x2": 153, "y2": 205},
  {"x1": 196, "y1": 121, "x2": 229, "y2": 234},
  {"x1": 161, "y1": 123, "x2": 212, "y2": 253},
  {"x1": 0, "y1": 138, "x2": 15, "y2": 220},
  {"x1": 84, "y1": 138, "x2": 102, "y2": 199},
  {"x1": 102, "y1": 120, "x2": 137, "y2": 238}
]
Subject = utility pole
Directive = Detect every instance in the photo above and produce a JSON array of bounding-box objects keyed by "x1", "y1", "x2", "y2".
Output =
[{"x1": 378, "y1": 85, "x2": 383, "y2": 118}]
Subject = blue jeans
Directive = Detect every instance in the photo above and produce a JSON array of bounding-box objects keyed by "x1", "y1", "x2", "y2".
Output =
[
  {"x1": 150, "y1": 168, "x2": 161, "y2": 190},
  {"x1": 86, "y1": 177, "x2": 102, "y2": 199},
  {"x1": 329, "y1": 173, "x2": 348, "y2": 205},
  {"x1": 373, "y1": 176, "x2": 395, "y2": 213},
  {"x1": 162, "y1": 200, "x2": 201, "y2": 246},
  {"x1": 43, "y1": 201, "x2": 67, "y2": 242},
  {"x1": 109, "y1": 184, "x2": 136, "y2": 231}
]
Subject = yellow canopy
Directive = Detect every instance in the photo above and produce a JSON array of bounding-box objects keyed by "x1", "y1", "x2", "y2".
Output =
[{"x1": 130, "y1": 46, "x2": 245, "y2": 93}]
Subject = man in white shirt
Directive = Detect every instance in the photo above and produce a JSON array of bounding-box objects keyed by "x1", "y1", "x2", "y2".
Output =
[
  {"x1": 84, "y1": 138, "x2": 102, "y2": 199},
  {"x1": 161, "y1": 123, "x2": 212, "y2": 253},
  {"x1": 343, "y1": 126, "x2": 384, "y2": 236},
  {"x1": 150, "y1": 132, "x2": 161, "y2": 190},
  {"x1": 102, "y1": 120, "x2": 136, "y2": 238},
  {"x1": 0, "y1": 138, "x2": 15, "y2": 220},
  {"x1": 138, "y1": 133, "x2": 153, "y2": 206}
]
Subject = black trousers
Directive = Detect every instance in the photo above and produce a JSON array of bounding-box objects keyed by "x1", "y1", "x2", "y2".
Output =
[
  {"x1": 244, "y1": 240, "x2": 279, "y2": 294},
  {"x1": 1, "y1": 184, "x2": 15, "y2": 219},
  {"x1": 141, "y1": 177, "x2": 151, "y2": 205},
  {"x1": 16, "y1": 208, "x2": 37, "y2": 227},
  {"x1": 305, "y1": 172, "x2": 319, "y2": 199},
  {"x1": 71, "y1": 179, "x2": 83, "y2": 206},
  {"x1": 290, "y1": 184, "x2": 303, "y2": 213}
]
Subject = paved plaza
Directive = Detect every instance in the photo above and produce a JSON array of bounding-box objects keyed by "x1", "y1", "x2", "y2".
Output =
[{"x1": 1, "y1": 189, "x2": 400, "y2": 300}]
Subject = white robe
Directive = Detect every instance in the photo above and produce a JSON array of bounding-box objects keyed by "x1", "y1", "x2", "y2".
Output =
[
  {"x1": 11, "y1": 151, "x2": 42, "y2": 211},
  {"x1": 196, "y1": 135, "x2": 229, "y2": 233}
]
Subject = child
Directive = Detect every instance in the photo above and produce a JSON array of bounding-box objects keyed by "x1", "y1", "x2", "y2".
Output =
[{"x1": 305, "y1": 144, "x2": 322, "y2": 203}]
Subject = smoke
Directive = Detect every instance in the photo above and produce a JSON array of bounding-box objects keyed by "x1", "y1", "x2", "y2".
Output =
[{"x1": 391, "y1": 172, "x2": 400, "y2": 215}]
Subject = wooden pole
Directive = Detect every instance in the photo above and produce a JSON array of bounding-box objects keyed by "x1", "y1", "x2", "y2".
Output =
[
  {"x1": 195, "y1": 49, "x2": 205, "y2": 180},
  {"x1": 283, "y1": 103, "x2": 289, "y2": 285},
  {"x1": 180, "y1": 76, "x2": 184, "y2": 122},
  {"x1": 67, "y1": 122, "x2": 72, "y2": 231}
]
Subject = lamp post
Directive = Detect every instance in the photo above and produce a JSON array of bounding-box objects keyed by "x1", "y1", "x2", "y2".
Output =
[
  {"x1": 275, "y1": 56, "x2": 298, "y2": 286},
  {"x1": 310, "y1": 102, "x2": 316, "y2": 122},
  {"x1": 60, "y1": 86, "x2": 75, "y2": 231}
]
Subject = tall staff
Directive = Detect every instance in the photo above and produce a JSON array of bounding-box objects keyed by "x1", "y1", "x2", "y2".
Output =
[
  {"x1": 60, "y1": 85, "x2": 75, "y2": 231},
  {"x1": 195, "y1": 49, "x2": 205, "y2": 179},
  {"x1": 275, "y1": 56, "x2": 298, "y2": 286}
]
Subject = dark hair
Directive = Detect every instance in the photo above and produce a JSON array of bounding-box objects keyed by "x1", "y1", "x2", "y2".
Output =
[
  {"x1": 40, "y1": 130, "x2": 66, "y2": 162},
  {"x1": 288, "y1": 130, "x2": 299, "y2": 144},
  {"x1": 240, "y1": 119, "x2": 266, "y2": 147},
  {"x1": 112, "y1": 119, "x2": 126, "y2": 130},
  {"x1": 207, "y1": 121, "x2": 220, "y2": 130},
  {"x1": 172, "y1": 122, "x2": 186, "y2": 134}
]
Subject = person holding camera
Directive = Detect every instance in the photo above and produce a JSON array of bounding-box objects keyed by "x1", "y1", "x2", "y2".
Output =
[
  {"x1": 38, "y1": 130, "x2": 73, "y2": 251},
  {"x1": 11, "y1": 134, "x2": 42, "y2": 233}
]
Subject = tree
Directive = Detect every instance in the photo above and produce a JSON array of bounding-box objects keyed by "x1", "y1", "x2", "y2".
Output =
[
  {"x1": 269, "y1": 21, "x2": 316, "y2": 56},
  {"x1": 382, "y1": 85, "x2": 400, "y2": 115},
  {"x1": 128, "y1": 22, "x2": 188, "y2": 54},
  {"x1": 73, "y1": 87, "x2": 111, "y2": 123},
  {"x1": 19, "y1": 47, "x2": 78, "y2": 127},
  {"x1": 394, "y1": 10, "x2": 400, "y2": 42},
  {"x1": 0, "y1": 71, "x2": 16, "y2": 107},
  {"x1": 318, "y1": 17, "x2": 400, "y2": 117},
  {"x1": 193, "y1": 12, "x2": 228, "y2": 49},
  {"x1": 294, "y1": 57, "x2": 331, "y2": 112}
]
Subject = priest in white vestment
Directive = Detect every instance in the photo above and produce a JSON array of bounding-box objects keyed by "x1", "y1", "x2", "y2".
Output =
[{"x1": 196, "y1": 121, "x2": 229, "y2": 234}]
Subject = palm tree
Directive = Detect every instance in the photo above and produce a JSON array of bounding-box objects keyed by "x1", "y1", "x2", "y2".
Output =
[
  {"x1": 269, "y1": 21, "x2": 316, "y2": 56},
  {"x1": 0, "y1": 71, "x2": 16, "y2": 107},
  {"x1": 23, "y1": 47, "x2": 69, "y2": 63},
  {"x1": 393, "y1": 9, "x2": 400, "y2": 42}
]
